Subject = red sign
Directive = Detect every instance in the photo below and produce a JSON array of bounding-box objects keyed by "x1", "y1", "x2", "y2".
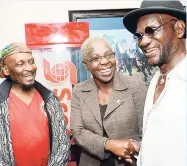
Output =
[{"x1": 25, "y1": 22, "x2": 89, "y2": 47}]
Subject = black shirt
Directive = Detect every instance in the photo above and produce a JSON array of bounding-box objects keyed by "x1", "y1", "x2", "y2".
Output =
[{"x1": 99, "y1": 104, "x2": 115, "y2": 166}]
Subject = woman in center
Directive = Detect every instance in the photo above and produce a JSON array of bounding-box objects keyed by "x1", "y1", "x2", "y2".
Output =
[{"x1": 70, "y1": 36, "x2": 147, "y2": 166}]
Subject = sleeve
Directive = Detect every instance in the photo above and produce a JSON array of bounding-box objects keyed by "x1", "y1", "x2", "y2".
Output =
[
  {"x1": 47, "y1": 96, "x2": 71, "y2": 166},
  {"x1": 132, "y1": 77, "x2": 147, "y2": 139},
  {"x1": 70, "y1": 86, "x2": 109, "y2": 160}
]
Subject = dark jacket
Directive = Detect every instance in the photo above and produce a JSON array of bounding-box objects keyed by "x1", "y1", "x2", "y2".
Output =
[{"x1": 0, "y1": 79, "x2": 70, "y2": 166}]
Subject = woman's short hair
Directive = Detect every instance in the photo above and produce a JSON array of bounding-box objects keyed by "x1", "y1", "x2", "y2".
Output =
[{"x1": 81, "y1": 36, "x2": 111, "y2": 62}]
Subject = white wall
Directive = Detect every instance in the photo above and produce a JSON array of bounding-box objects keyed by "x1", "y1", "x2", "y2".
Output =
[{"x1": 0, "y1": 0, "x2": 186, "y2": 49}]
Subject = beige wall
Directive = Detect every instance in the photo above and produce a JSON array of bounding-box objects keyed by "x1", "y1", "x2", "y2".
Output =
[{"x1": 0, "y1": 0, "x2": 186, "y2": 49}]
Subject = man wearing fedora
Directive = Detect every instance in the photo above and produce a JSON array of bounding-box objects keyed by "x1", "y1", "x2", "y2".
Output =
[{"x1": 123, "y1": 0, "x2": 186, "y2": 166}]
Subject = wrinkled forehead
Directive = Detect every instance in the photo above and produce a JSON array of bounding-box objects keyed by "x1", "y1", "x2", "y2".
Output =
[
  {"x1": 7, "y1": 52, "x2": 34, "y2": 62},
  {"x1": 91, "y1": 41, "x2": 113, "y2": 55},
  {"x1": 87, "y1": 40, "x2": 111, "y2": 55},
  {"x1": 92, "y1": 40, "x2": 111, "y2": 49},
  {"x1": 137, "y1": 13, "x2": 173, "y2": 31},
  {"x1": 0, "y1": 43, "x2": 32, "y2": 68}
]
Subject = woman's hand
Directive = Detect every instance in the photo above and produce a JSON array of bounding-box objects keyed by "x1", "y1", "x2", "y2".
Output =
[{"x1": 104, "y1": 139, "x2": 135, "y2": 158}]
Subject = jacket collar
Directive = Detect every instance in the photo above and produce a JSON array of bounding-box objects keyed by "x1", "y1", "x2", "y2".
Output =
[
  {"x1": 0, "y1": 79, "x2": 12, "y2": 103},
  {"x1": 80, "y1": 71, "x2": 129, "y2": 126},
  {"x1": 81, "y1": 70, "x2": 128, "y2": 92},
  {"x1": 0, "y1": 79, "x2": 52, "y2": 103}
]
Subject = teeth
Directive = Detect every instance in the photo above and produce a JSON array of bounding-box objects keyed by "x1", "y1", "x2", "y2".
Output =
[
  {"x1": 25, "y1": 74, "x2": 33, "y2": 77},
  {"x1": 100, "y1": 68, "x2": 110, "y2": 73},
  {"x1": 146, "y1": 48, "x2": 158, "y2": 53}
]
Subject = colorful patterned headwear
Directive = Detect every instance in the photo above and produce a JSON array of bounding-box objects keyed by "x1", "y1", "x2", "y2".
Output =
[{"x1": 0, "y1": 42, "x2": 32, "y2": 78}]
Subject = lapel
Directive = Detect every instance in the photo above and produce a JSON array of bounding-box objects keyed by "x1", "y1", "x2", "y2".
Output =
[
  {"x1": 81, "y1": 78, "x2": 102, "y2": 126},
  {"x1": 0, "y1": 78, "x2": 12, "y2": 103},
  {"x1": 104, "y1": 71, "x2": 128, "y2": 118},
  {"x1": 81, "y1": 71, "x2": 128, "y2": 126},
  {"x1": 104, "y1": 90, "x2": 125, "y2": 118}
]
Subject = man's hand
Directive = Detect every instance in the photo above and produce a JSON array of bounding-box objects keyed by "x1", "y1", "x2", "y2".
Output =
[
  {"x1": 104, "y1": 139, "x2": 135, "y2": 158},
  {"x1": 131, "y1": 140, "x2": 140, "y2": 153},
  {"x1": 121, "y1": 140, "x2": 141, "y2": 163}
]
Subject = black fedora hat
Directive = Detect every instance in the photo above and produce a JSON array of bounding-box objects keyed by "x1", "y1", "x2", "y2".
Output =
[{"x1": 123, "y1": 0, "x2": 186, "y2": 36}]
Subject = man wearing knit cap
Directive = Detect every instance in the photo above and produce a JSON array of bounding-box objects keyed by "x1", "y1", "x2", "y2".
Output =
[
  {"x1": 123, "y1": 0, "x2": 186, "y2": 166},
  {"x1": 0, "y1": 42, "x2": 70, "y2": 166}
]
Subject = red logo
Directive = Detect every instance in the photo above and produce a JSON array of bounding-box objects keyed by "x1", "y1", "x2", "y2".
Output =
[{"x1": 43, "y1": 58, "x2": 77, "y2": 84}]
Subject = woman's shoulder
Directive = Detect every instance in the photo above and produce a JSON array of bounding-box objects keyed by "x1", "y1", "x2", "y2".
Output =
[{"x1": 72, "y1": 78, "x2": 94, "y2": 92}]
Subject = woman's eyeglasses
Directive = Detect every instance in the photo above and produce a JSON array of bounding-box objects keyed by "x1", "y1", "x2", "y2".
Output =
[
  {"x1": 85, "y1": 52, "x2": 115, "y2": 64},
  {"x1": 133, "y1": 19, "x2": 178, "y2": 42}
]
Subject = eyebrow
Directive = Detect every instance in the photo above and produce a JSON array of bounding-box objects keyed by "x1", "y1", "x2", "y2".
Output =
[
  {"x1": 91, "y1": 50, "x2": 113, "y2": 56},
  {"x1": 15, "y1": 57, "x2": 34, "y2": 63}
]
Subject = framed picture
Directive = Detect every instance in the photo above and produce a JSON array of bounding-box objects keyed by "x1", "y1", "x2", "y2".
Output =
[
  {"x1": 68, "y1": 9, "x2": 135, "y2": 22},
  {"x1": 69, "y1": 9, "x2": 157, "y2": 86}
]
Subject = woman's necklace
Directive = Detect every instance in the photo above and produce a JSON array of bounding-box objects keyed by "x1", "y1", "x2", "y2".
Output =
[{"x1": 159, "y1": 55, "x2": 186, "y2": 84}]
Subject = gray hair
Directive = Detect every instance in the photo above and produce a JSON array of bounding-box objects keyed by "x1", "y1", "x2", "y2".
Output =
[{"x1": 81, "y1": 36, "x2": 112, "y2": 62}]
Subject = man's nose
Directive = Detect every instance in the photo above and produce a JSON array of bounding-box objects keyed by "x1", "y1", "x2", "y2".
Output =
[
  {"x1": 138, "y1": 35, "x2": 151, "y2": 48},
  {"x1": 25, "y1": 63, "x2": 35, "y2": 70}
]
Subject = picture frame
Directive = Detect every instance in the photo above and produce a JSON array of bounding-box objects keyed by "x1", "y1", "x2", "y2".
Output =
[
  {"x1": 69, "y1": 9, "x2": 157, "y2": 86},
  {"x1": 68, "y1": 9, "x2": 135, "y2": 22}
]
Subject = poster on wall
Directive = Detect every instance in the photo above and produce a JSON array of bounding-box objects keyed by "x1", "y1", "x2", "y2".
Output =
[
  {"x1": 69, "y1": 9, "x2": 158, "y2": 86},
  {"x1": 25, "y1": 22, "x2": 89, "y2": 131},
  {"x1": 25, "y1": 22, "x2": 89, "y2": 166},
  {"x1": 32, "y1": 47, "x2": 76, "y2": 130}
]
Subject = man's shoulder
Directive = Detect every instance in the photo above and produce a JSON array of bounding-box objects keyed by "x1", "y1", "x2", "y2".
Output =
[{"x1": 119, "y1": 73, "x2": 146, "y2": 89}]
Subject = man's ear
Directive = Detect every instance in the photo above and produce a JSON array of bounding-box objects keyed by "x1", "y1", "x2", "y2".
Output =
[
  {"x1": 174, "y1": 20, "x2": 185, "y2": 39},
  {"x1": 2, "y1": 65, "x2": 10, "y2": 77}
]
